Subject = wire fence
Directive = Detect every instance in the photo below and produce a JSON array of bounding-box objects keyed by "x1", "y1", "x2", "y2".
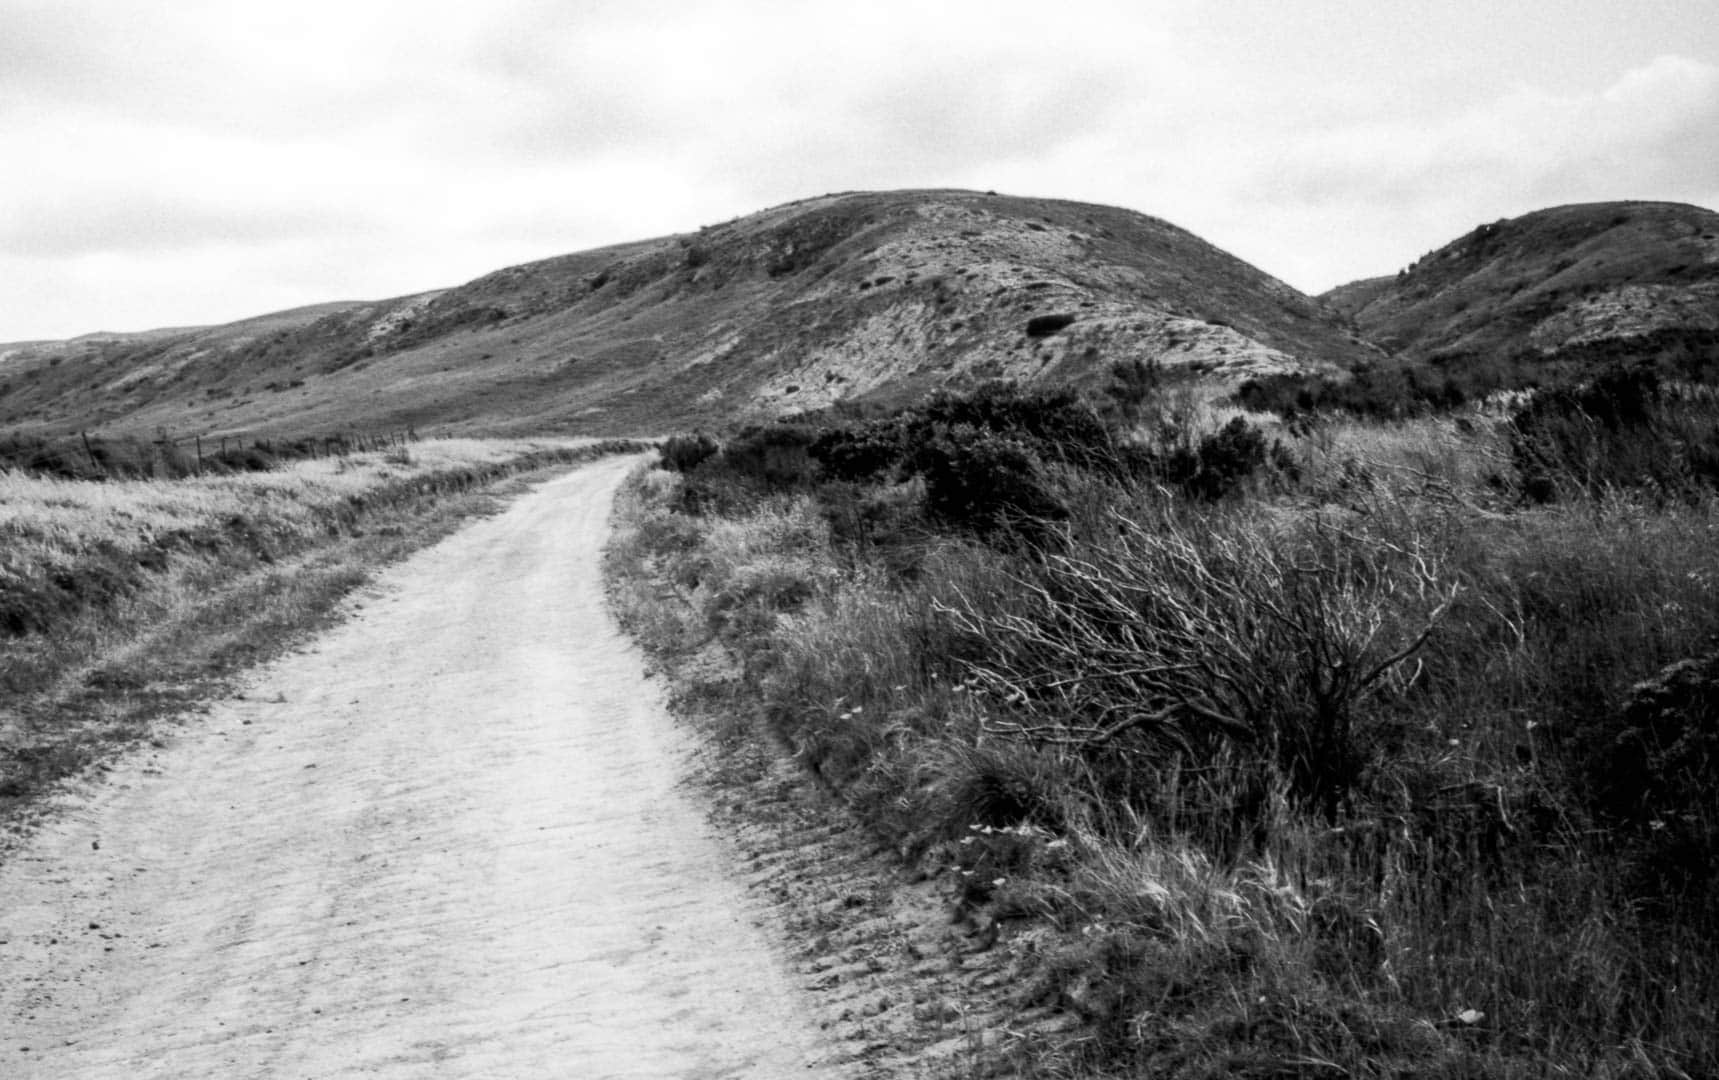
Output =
[{"x1": 2, "y1": 428, "x2": 421, "y2": 481}]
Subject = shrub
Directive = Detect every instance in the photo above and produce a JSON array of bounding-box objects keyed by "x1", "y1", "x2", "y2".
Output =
[
  {"x1": 807, "y1": 418, "x2": 907, "y2": 482},
  {"x1": 911, "y1": 424, "x2": 1066, "y2": 541},
  {"x1": 719, "y1": 423, "x2": 820, "y2": 486},
  {"x1": 1155, "y1": 416, "x2": 1293, "y2": 501},
  {"x1": 207, "y1": 446, "x2": 278, "y2": 473},
  {"x1": 1583, "y1": 652, "x2": 1719, "y2": 922},
  {"x1": 1102, "y1": 356, "x2": 1162, "y2": 428},
  {"x1": 914, "y1": 381, "x2": 1125, "y2": 477},
  {"x1": 659, "y1": 432, "x2": 719, "y2": 473},
  {"x1": 942, "y1": 504, "x2": 1456, "y2": 826},
  {"x1": 1235, "y1": 365, "x2": 1476, "y2": 421},
  {"x1": 1508, "y1": 364, "x2": 1719, "y2": 501}
]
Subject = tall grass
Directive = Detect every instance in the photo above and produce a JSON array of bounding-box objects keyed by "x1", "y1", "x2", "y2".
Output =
[{"x1": 607, "y1": 385, "x2": 1719, "y2": 1077}]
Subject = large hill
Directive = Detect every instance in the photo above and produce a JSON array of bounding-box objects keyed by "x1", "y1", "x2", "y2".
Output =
[
  {"x1": 0, "y1": 190, "x2": 1375, "y2": 438},
  {"x1": 1322, "y1": 201, "x2": 1719, "y2": 362}
]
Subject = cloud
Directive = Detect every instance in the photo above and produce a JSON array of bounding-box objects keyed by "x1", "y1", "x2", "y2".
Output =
[
  {"x1": 2, "y1": 0, "x2": 1717, "y2": 337},
  {"x1": 1185, "y1": 53, "x2": 1719, "y2": 288},
  {"x1": 2, "y1": 193, "x2": 371, "y2": 258},
  {"x1": 1255, "y1": 55, "x2": 1719, "y2": 213}
]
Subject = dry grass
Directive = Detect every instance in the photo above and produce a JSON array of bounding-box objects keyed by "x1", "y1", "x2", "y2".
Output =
[{"x1": 605, "y1": 410, "x2": 1719, "y2": 1078}]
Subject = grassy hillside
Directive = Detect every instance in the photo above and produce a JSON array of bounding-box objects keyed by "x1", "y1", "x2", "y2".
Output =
[
  {"x1": 1323, "y1": 201, "x2": 1719, "y2": 360},
  {"x1": 0, "y1": 190, "x2": 1375, "y2": 440}
]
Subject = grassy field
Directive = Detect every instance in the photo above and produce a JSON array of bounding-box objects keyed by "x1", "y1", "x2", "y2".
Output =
[
  {"x1": 1, "y1": 437, "x2": 645, "y2": 835},
  {"x1": 607, "y1": 375, "x2": 1719, "y2": 1078}
]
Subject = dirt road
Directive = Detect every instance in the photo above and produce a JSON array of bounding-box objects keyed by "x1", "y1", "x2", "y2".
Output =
[{"x1": 0, "y1": 456, "x2": 847, "y2": 1078}]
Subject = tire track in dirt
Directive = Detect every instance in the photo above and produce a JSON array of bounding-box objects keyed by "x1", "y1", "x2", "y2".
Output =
[{"x1": 0, "y1": 455, "x2": 849, "y2": 1078}]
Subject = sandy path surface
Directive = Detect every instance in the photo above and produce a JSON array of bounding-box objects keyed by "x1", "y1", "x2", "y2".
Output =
[{"x1": 0, "y1": 456, "x2": 846, "y2": 1078}]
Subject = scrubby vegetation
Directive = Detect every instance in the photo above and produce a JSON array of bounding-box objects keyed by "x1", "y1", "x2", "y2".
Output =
[
  {"x1": 1237, "y1": 327, "x2": 1719, "y2": 422},
  {"x1": 609, "y1": 371, "x2": 1719, "y2": 1077},
  {"x1": 0, "y1": 437, "x2": 646, "y2": 817}
]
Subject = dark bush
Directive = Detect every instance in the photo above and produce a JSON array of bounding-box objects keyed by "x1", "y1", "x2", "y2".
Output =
[
  {"x1": 808, "y1": 418, "x2": 907, "y2": 482},
  {"x1": 719, "y1": 423, "x2": 820, "y2": 486},
  {"x1": 207, "y1": 446, "x2": 277, "y2": 473},
  {"x1": 0, "y1": 579, "x2": 58, "y2": 637},
  {"x1": 1235, "y1": 364, "x2": 1477, "y2": 421},
  {"x1": 659, "y1": 432, "x2": 719, "y2": 473},
  {"x1": 0, "y1": 437, "x2": 92, "y2": 479},
  {"x1": 915, "y1": 381, "x2": 1124, "y2": 477},
  {"x1": 665, "y1": 425, "x2": 821, "y2": 518},
  {"x1": 1103, "y1": 357, "x2": 1162, "y2": 428},
  {"x1": 911, "y1": 424, "x2": 1066, "y2": 541},
  {"x1": 1584, "y1": 653, "x2": 1719, "y2": 922},
  {"x1": 1508, "y1": 364, "x2": 1719, "y2": 501},
  {"x1": 1143, "y1": 417, "x2": 1293, "y2": 501}
]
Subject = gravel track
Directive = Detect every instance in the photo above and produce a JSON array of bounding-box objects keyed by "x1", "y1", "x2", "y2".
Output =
[{"x1": 0, "y1": 456, "x2": 846, "y2": 1078}]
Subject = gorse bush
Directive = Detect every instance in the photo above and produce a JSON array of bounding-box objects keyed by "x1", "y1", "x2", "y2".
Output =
[
  {"x1": 718, "y1": 423, "x2": 820, "y2": 486},
  {"x1": 910, "y1": 425, "x2": 1066, "y2": 541},
  {"x1": 1154, "y1": 415, "x2": 1296, "y2": 500},
  {"x1": 915, "y1": 382, "x2": 1117, "y2": 470},
  {"x1": 807, "y1": 416, "x2": 905, "y2": 482},
  {"x1": 658, "y1": 432, "x2": 718, "y2": 473}
]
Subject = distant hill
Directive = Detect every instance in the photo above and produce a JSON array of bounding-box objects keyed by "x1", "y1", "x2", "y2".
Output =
[
  {"x1": 1322, "y1": 201, "x2": 1719, "y2": 362},
  {"x1": 0, "y1": 190, "x2": 1375, "y2": 438}
]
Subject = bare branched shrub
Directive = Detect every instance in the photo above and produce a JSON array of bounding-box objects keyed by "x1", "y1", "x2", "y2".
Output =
[{"x1": 940, "y1": 503, "x2": 1455, "y2": 822}]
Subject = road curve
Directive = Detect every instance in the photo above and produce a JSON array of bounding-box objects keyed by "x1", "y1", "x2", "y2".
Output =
[{"x1": 0, "y1": 455, "x2": 845, "y2": 1078}]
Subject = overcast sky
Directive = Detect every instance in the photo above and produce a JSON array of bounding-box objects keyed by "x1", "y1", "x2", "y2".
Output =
[{"x1": 3, "y1": 0, "x2": 1718, "y2": 342}]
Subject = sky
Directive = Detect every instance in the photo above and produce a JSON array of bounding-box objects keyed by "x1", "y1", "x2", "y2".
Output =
[{"x1": 3, "y1": 0, "x2": 1718, "y2": 342}]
